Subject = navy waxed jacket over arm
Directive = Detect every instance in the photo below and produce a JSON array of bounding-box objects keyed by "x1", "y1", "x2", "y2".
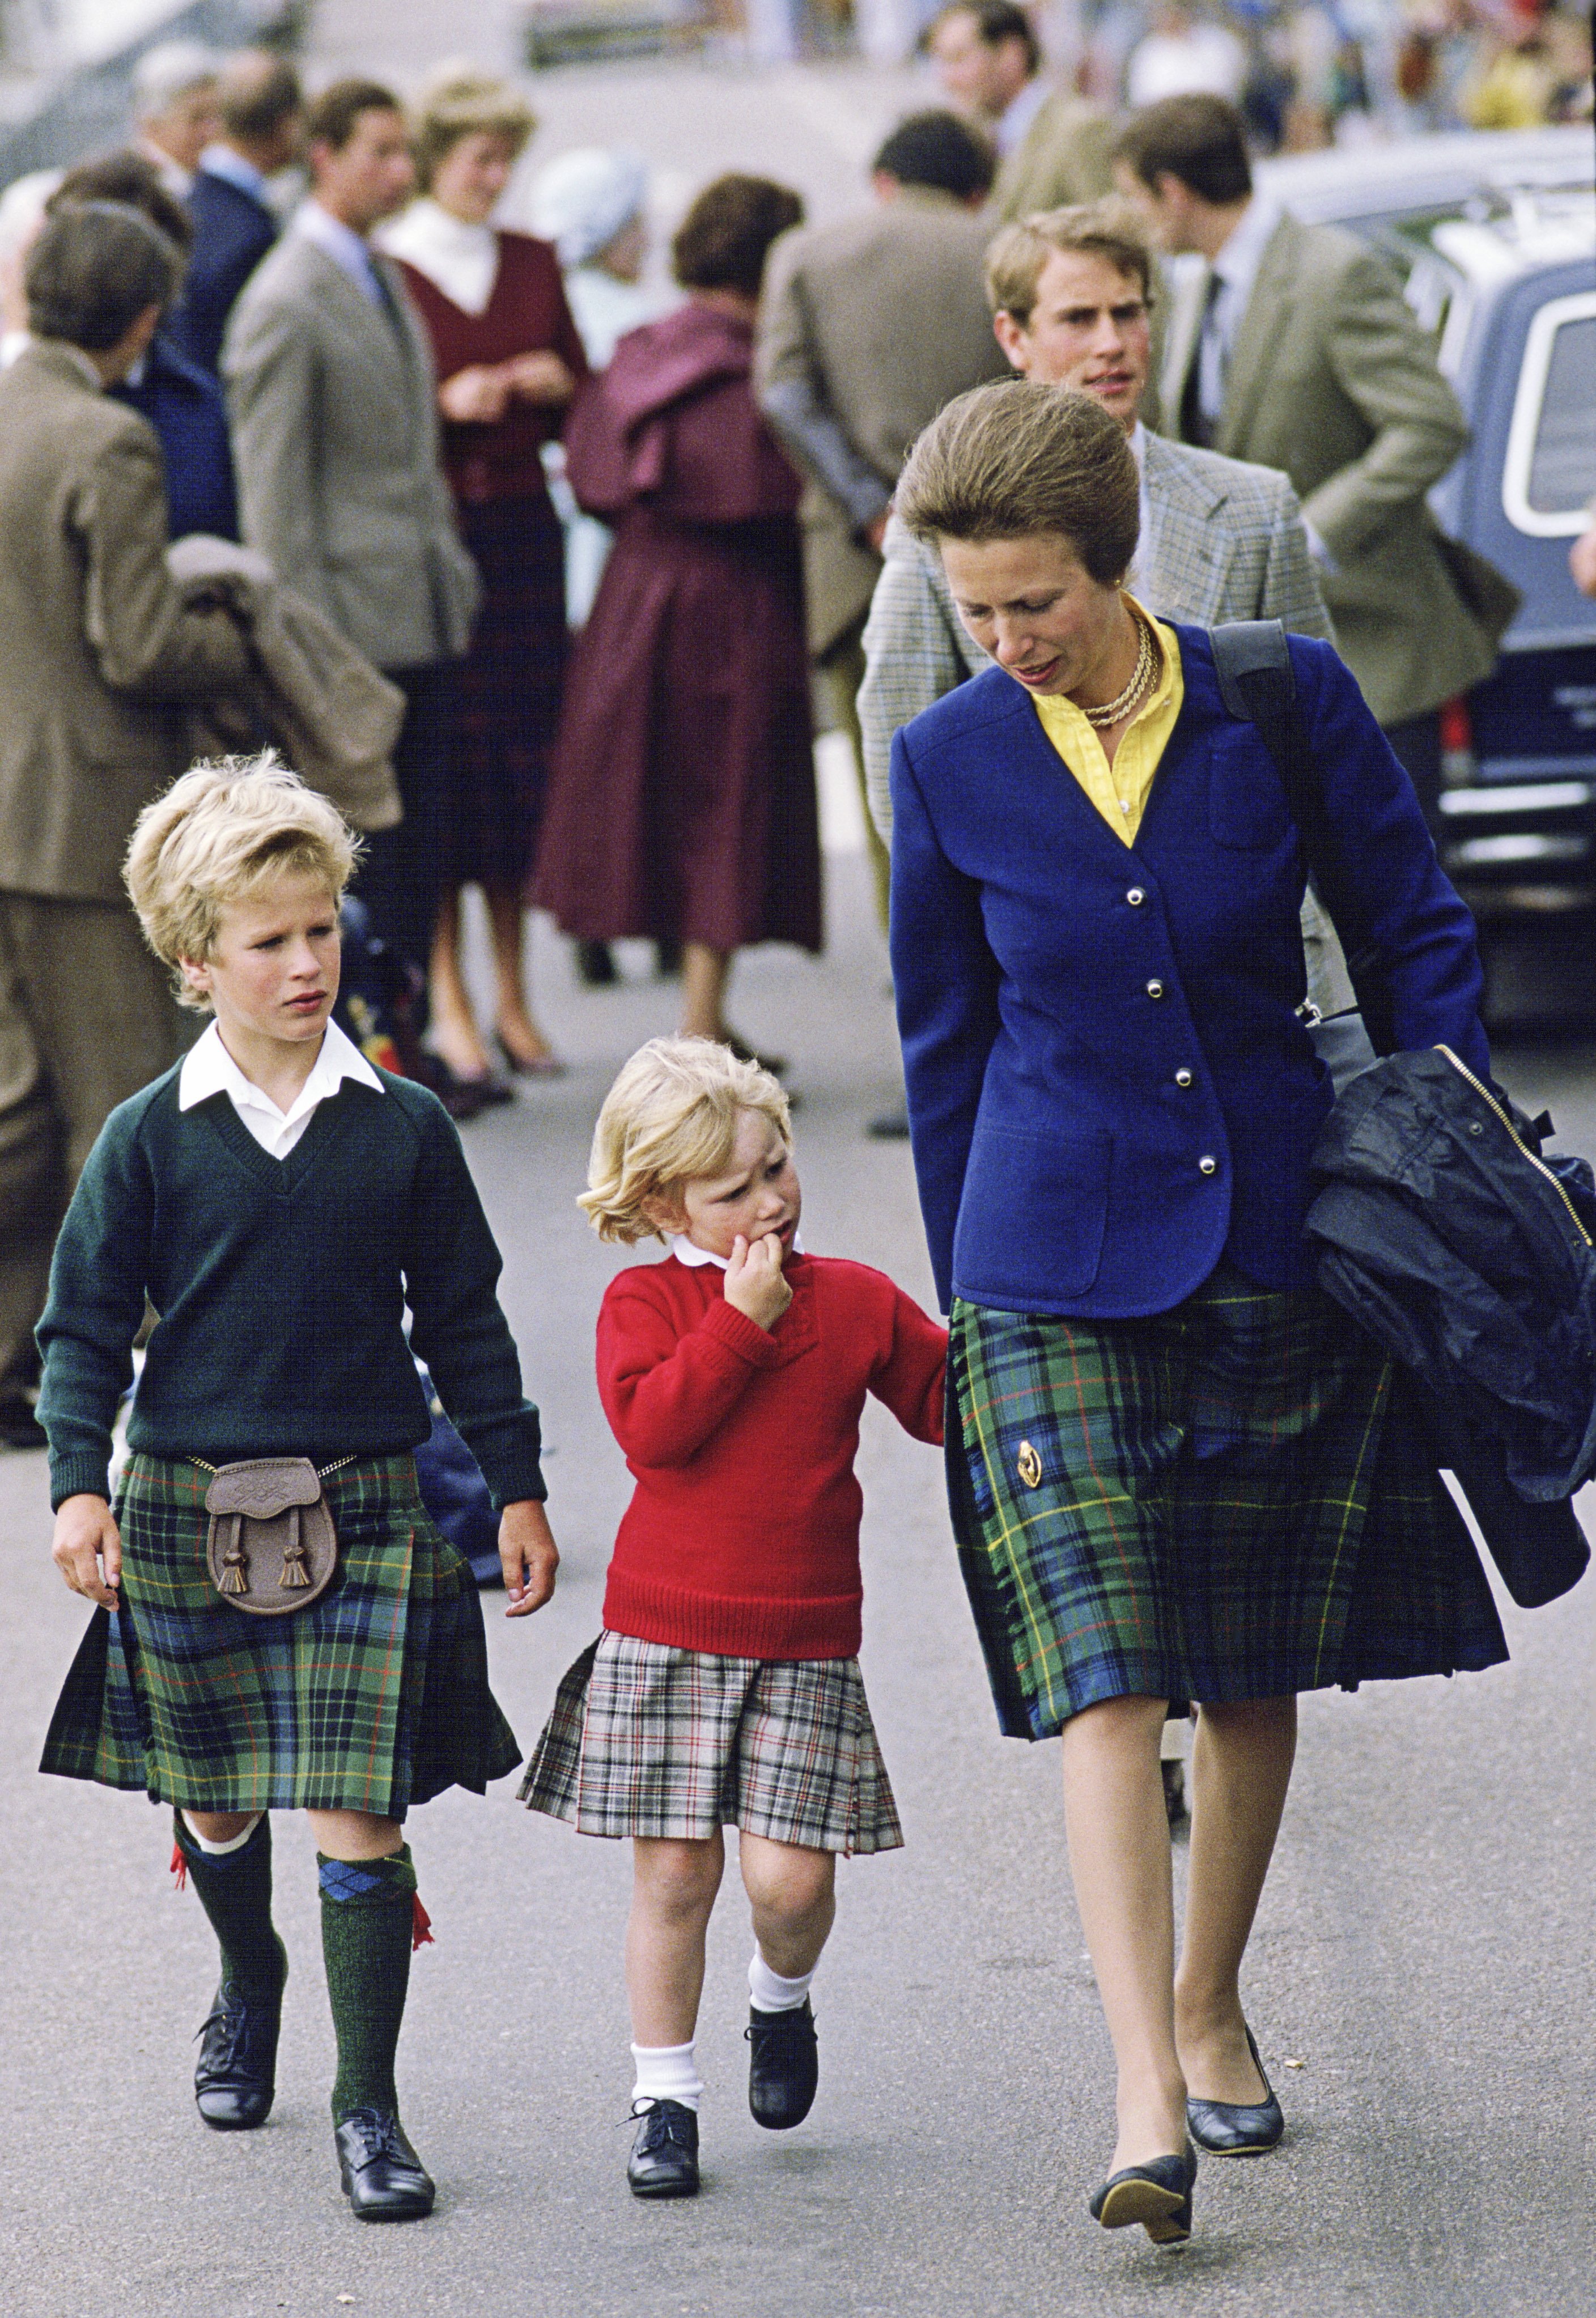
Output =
[{"x1": 889, "y1": 625, "x2": 1488, "y2": 1321}]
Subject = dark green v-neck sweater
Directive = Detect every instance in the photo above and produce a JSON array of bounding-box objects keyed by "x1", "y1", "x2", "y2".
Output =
[{"x1": 37, "y1": 1062, "x2": 545, "y2": 1512}]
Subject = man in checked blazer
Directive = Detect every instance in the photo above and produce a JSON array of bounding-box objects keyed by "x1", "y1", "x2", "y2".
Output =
[
  {"x1": 859, "y1": 199, "x2": 1333, "y2": 841},
  {"x1": 1113, "y1": 94, "x2": 1499, "y2": 822},
  {"x1": 223, "y1": 79, "x2": 478, "y2": 1001}
]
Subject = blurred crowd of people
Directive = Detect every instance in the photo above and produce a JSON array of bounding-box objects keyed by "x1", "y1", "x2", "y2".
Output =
[{"x1": 0, "y1": 6, "x2": 1575, "y2": 1443}]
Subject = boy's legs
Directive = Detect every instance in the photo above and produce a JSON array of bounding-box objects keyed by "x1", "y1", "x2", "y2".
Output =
[
  {"x1": 624, "y1": 1833, "x2": 724, "y2": 2198},
  {"x1": 737, "y1": 1833, "x2": 836, "y2": 2131},
  {"x1": 176, "y1": 1807, "x2": 287, "y2": 2132}
]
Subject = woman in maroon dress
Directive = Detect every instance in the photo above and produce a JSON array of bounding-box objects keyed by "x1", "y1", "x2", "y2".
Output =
[
  {"x1": 532, "y1": 175, "x2": 820, "y2": 1060},
  {"x1": 384, "y1": 71, "x2": 588, "y2": 1085}
]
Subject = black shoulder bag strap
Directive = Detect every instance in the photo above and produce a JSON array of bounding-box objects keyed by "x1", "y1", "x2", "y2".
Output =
[{"x1": 1208, "y1": 619, "x2": 1394, "y2": 1062}]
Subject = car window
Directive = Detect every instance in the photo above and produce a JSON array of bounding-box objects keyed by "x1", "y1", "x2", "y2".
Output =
[{"x1": 1502, "y1": 291, "x2": 1596, "y2": 537}]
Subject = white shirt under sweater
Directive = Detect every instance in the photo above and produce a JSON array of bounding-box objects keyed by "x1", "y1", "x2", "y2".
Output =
[{"x1": 178, "y1": 1018, "x2": 384, "y2": 1160}]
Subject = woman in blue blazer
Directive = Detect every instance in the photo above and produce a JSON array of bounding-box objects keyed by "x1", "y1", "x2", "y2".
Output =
[{"x1": 889, "y1": 381, "x2": 1505, "y2": 2246}]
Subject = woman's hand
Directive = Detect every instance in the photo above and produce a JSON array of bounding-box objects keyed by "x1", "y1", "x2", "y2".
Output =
[
  {"x1": 438, "y1": 364, "x2": 512, "y2": 424},
  {"x1": 500, "y1": 1498, "x2": 559, "y2": 1617},
  {"x1": 503, "y1": 350, "x2": 578, "y2": 405},
  {"x1": 724, "y1": 1233, "x2": 793, "y2": 1332},
  {"x1": 52, "y1": 1493, "x2": 122, "y2": 1609}
]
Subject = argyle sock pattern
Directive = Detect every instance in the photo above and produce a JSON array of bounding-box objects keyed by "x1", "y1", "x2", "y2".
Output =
[
  {"x1": 318, "y1": 1845, "x2": 418, "y2": 2121},
  {"x1": 172, "y1": 1810, "x2": 286, "y2": 1998}
]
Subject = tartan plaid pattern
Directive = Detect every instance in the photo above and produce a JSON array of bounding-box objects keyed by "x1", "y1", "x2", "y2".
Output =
[
  {"x1": 947, "y1": 1266, "x2": 1506, "y2": 1742},
  {"x1": 40, "y1": 1453, "x2": 520, "y2": 1815},
  {"x1": 519, "y1": 1631, "x2": 903, "y2": 1856}
]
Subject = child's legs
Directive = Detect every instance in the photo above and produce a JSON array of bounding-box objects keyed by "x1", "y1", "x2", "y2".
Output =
[
  {"x1": 737, "y1": 1832, "x2": 836, "y2": 1979},
  {"x1": 627, "y1": 1832, "x2": 725, "y2": 2047},
  {"x1": 307, "y1": 1808, "x2": 405, "y2": 1862}
]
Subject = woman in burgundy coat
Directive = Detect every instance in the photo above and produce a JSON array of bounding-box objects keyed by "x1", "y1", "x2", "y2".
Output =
[
  {"x1": 532, "y1": 175, "x2": 821, "y2": 1062},
  {"x1": 384, "y1": 71, "x2": 589, "y2": 1085}
]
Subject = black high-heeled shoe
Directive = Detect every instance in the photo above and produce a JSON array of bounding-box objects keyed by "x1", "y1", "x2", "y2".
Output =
[
  {"x1": 1186, "y1": 2024, "x2": 1284, "y2": 2156},
  {"x1": 1089, "y1": 2142, "x2": 1196, "y2": 2243}
]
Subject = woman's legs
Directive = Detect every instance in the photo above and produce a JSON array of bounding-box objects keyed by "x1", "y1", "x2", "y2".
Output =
[
  {"x1": 680, "y1": 943, "x2": 731, "y2": 1044},
  {"x1": 738, "y1": 1832, "x2": 835, "y2": 1980},
  {"x1": 485, "y1": 880, "x2": 557, "y2": 1066},
  {"x1": 1175, "y1": 1696, "x2": 1297, "y2": 2104},
  {"x1": 427, "y1": 887, "x2": 494, "y2": 1081},
  {"x1": 1061, "y1": 1694, "x2": 1187, "y2": 2171},
  {"x1": 627, "y1": 1832, "x2": 725, "y2": 2049}
]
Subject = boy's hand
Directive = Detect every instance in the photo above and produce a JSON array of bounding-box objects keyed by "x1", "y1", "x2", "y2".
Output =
[
  {"x1": 53, "y1": 1493, "x2": 122, "y2": 1609},
  {"x1": 724, "y1": 1233, "x2": 793, "y2": 1332},
  {"x1": 500, "y1": 1498, "x2": 559, "y2": 1617}
]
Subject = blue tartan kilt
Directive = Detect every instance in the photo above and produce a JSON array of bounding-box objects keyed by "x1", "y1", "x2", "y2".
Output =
[
  {"x1": 946, "y1": 1264, "x2": 1508, "y2": 1741},
  {"x1": 40, "y1": 1452, "x2": 521, "y2": 1816}
]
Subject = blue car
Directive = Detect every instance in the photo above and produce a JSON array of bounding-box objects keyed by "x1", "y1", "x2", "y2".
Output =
[{"x1": 1255, "y1": 128, "x2": 1596, "y2": 908}]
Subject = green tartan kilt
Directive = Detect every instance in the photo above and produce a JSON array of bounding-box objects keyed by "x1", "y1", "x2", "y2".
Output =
[
  {"x1": 946, "y1": 1265, "x2": 1508, "y2": 1742},
  {"x1": 40, "y1": 1453, "x2": 521, "y2": 1815}
]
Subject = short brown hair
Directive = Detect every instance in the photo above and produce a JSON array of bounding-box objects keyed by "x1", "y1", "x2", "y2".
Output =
[
  {"x1": 410, "y1": 67, "x2": 537, "y2": 193},
  {"x1": 927, "y1": 1, "x2": 1039, "y2": 75},
  {"x1": 671, "y1": 173, "x2": 803, "y2": 299},
  {"x1": 304, "y1": 77, "x2": 401, "y2": 156},
  {"x1": 26, "y1": 200, "x2": 183, "y2": 349},
  {"x1": 1113, "y1": 94, "x2": 1253, "y2": 206},
  {"x1": 986, "y1": 198, "x2": 1153, "y2": 325},
  {"x1": 50, "y1": 151, "x2": 193, "y2": 252},
  {"x1": 219, "y1": 52, "x2": 302, "y2": 143},
  {"x1": 896, "y1": 379, "x2": 1139, "y2": 585}
]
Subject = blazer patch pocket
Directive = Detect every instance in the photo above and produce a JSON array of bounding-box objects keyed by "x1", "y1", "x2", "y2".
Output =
[
  {"x1": 954, "y1": 1123, "x2": 1112, "y2": 1301},
  {"x1": 1208, "y1": 727, "x2": 1291, "y2": 852}
]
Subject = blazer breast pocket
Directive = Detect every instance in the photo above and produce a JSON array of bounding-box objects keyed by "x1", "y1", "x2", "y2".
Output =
[
  {"x1": 953, "y1": 1123, "x2": 1112, "y2": 1302},
  {"x1": 1208, "y1": 728, "x2": 1291, "y2": 852}
]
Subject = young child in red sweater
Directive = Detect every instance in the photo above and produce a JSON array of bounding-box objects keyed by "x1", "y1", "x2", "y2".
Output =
[{"x1": 520, "y1": 1036, "x2": 946, "y2": 2199}]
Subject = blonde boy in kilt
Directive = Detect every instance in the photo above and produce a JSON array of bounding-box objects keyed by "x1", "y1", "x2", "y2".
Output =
[
  {"x1": 520, "y1": 1038, "x2": 946, "y2": 2198},
  {"x1": 39, "y1": 758, "x2": 558, "y2": 2222}
]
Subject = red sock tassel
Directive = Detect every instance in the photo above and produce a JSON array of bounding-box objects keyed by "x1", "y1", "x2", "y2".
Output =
[
  {"x1": 411, "y1": 1893, "x2": 434, "y2": 1951},
  {"x1": 170, "y1": 1841, "x2": 188, "y2": 1892}
]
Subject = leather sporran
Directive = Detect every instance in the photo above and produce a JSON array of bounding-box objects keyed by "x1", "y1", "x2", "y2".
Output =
[{"x1": 202, "y1": 1458, "x2": 339, "y2": 1616}]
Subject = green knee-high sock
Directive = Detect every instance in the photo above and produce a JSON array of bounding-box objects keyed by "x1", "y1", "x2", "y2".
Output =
[
  {"x1": 319, "y1": 1845, "x2": 419, "y2": 2121},
  {"x1": 173, "y1": 1811, "x2": 287, "y2": 1998}
]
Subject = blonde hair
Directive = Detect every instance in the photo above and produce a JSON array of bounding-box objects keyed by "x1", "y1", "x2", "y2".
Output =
[
  {"x1": 410, "y1": 66, "x2": 536, "y2": 192},
  {"x1": 984, "y1": 198, "x2": 1154, "y2": 326},
  {"x1": 580, "y1": 1037, "x2": 792, "y2": 1245},
  {"x1": 125, "y1": 753, "x2": 359, "y2": 1009}
]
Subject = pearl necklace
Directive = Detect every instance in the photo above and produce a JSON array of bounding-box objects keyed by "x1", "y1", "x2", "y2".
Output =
[{"x1": 1081, "y1": 612, "x2": 1157, "y2": 729}]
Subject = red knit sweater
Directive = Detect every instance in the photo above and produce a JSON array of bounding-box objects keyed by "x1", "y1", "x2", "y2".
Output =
[{"x1": 597, "y1": 1252, "x2": 947, "y2": 1659}]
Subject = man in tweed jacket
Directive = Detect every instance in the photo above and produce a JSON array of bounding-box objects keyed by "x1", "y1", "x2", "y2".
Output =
[{"x1": 859, "y1": 199, "x2": 1332, "y2": 840}]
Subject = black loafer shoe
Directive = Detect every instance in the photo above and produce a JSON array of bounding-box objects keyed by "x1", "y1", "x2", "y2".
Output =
[
  {"x1": 1186, "y1": 2025, "x2": 1284, "y2": 2156},
  {"x1": 334, "y1": 2108, "x2": 436, "y2": 2221},
  {"x1": 627, "y1": 2099, "x2": 699, "y2": 2198},
  {"x1": 1089, "y1": 2142, "x2": 1197, "y2": 2244},
  {"x1": 193, "y1": 1958, "x2": 285, "y2": 2130},
  {"x1": 746, "y1": 1999, "x2": 818, "y2": 2130}
]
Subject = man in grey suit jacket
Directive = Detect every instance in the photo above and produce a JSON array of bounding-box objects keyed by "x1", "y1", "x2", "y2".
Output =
[
  {"x1": 757, "y1": 110, "x2": 1011, "y2": 927},
  {"x1": 0, "y1": 203, "x2": 247, "y2": 1442},
  {"x1": 224, "y1": 80, "x2": 478, "y2": 1002},
  {"x1": 1113, "y1": 94, "x2": 1497, "y2": 818}
]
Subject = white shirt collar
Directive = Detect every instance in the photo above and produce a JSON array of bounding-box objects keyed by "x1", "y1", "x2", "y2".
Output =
[
  {"x1": 200, "y1": 142, "x2": 268, "y2": 199},
  {"x1": 1210, "y1": 193, "x2": 1281, "y2": 300},
  {"x1": 294, "y1": 199, "x2": 385, "y2": 302},
  {"x1": 377, "y1": 198, "x2": 499, "y2": 317},
  {"x1": 669, "y1": 1231, "x2": 805, "y2": 1272},
  {"x1": 180, "y1": 1017, "x2": 383, "y2": 1130},
  {"x1": 994, "y1": 75, "x2": 1049, "y2": 157}
]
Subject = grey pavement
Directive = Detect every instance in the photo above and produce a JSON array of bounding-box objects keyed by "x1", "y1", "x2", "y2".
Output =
[{"x1": 5, "y1": 853, "x2": 1596, "y2": 2318}]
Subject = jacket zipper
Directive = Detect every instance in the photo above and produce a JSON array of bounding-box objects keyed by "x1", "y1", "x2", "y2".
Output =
[{"x1": 1435, "y1": 1045, "x2": 1593, "y2": 1248}]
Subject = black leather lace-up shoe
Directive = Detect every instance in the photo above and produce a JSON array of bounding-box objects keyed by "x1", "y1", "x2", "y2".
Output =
[
  {"x1": 334, "y1": 2108, "x2": 436, "y2": 2221},
  {"x1": 745, "y1": 1999, "x2": 819, "y2": 2130},
  {"x1": 193, "y1": 1965, "x2": 285, "y2": 2131},
  {"x1": 626, "y1": 2099, "x2": 700, "y2": 2198}
]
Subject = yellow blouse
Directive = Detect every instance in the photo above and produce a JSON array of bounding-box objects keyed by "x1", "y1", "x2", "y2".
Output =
[{"x1": 1030, "y1": 598, "x2": 1184, "y2": 844}]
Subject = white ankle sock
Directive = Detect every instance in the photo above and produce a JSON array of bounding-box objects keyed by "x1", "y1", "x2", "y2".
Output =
[
  {"x1": 630, "y1": 2040, "x2": 703, "y2": 2113},
  {"x1": 181, "y1": 1810, "x2": 262, "y2": 1856},
  {"x1": 749, "y1": 1952, "x2": 814, "y2": 2014}
]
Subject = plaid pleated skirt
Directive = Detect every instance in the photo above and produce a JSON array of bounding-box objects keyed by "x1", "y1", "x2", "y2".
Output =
[
  {"x1": 947, "y1": 1266, "x2": 1508, "y2": 1742},
  {"x1": 519, "y1": 1631, "x2": 903, "y2": 1856},
  {"x1": 40, "y1": 1453, "x2": 521, "y2": 1816}
]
